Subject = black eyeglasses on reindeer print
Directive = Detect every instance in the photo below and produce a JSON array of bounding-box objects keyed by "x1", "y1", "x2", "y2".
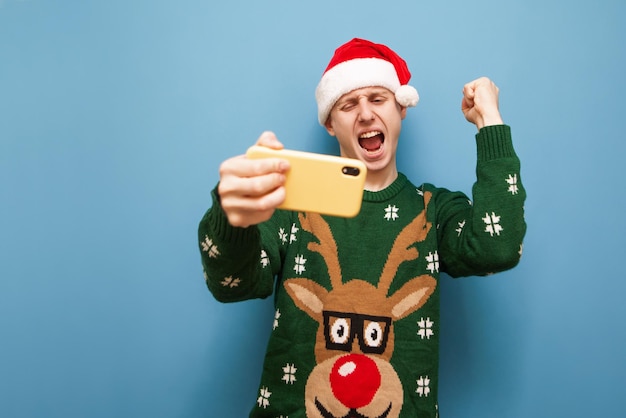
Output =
[{"x1": 323, "y1": 310, "x2": 392, "y2": 355}]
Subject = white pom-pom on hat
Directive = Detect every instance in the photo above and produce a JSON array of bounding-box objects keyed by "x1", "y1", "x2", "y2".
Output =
[
  {"x1": 315, "y1": 38, "x2": 419, "y2": 125},
  {"x1": 395, "y1": 84, "x2": 419, "y2": 108}
]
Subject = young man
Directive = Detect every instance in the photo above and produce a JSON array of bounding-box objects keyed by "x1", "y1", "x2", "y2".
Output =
[{"x1": 199, "y1": 38, "x2": 526, "y2": 418}]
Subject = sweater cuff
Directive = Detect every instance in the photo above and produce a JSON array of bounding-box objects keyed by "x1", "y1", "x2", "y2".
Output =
[
  {"x1": 204, "y1": 185, "x2": 260, "y2": 246},
  {"x1": 475, "y1": 124, "x2": 515, "y2": 162}
]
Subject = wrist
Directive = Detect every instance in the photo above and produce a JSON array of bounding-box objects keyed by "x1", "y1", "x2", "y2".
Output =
[{"x1": 476, "y1": 114, "x2": 504, "y2": 131}]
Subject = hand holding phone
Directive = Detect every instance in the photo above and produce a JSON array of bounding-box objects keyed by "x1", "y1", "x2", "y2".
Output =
[{"x1": 246, "y1": 146, "x2": 367, "y2": 218}]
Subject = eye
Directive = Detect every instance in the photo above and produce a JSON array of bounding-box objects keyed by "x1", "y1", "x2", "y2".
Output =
[
  {"x1": 330, "y1": 318, "x2": 350, "y2": 344},
  {"x1": 340, "y1": 103, "x2": 356, "y2": 112},
  {"x1": 371, "y1": 94, "x2": 387, "y2": 103},
  {"x1": 364, "y1": 321, "x2": 384, "y2": 348}
]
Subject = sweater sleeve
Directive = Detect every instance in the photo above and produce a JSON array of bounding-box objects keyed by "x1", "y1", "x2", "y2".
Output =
[
  {"x1": 197, "y1": 186, "x2": 285, "y2": 302},
  {"x1": 434, "y1": 125, "x2": 527, "y2": 277}
]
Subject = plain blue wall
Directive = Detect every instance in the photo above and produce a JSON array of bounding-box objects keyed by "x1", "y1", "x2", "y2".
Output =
[{"x1": 1, "y1": 0, "x2": 625, "y2": 417}]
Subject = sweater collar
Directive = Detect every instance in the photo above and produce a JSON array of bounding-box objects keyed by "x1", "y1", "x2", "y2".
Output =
[{"x1": 363, "y1": 173, "x2": 409, "y2": 202}]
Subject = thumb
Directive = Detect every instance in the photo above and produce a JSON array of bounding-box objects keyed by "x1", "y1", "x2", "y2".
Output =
[
  {"x1": 461, "y1": 95, "x2": 474, "y2": 112},
  {"x1": 256, "y1": 131, "x2": 284, "y2": 150}
]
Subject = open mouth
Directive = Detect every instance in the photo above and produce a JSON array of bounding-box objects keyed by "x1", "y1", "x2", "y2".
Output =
[
  {"x1": 358, "y1": 131, "x2": 385, "y2": 153},
  {"x1": 315, "y1": 398, "x2": 392, "y2": 418}
]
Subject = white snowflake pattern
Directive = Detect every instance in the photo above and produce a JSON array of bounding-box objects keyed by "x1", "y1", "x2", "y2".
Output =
[
  {"x1": 416, "y1": 376, "x2": 431, "y2": 397},
  {"x1": 290, "y1": 223, "x2": 299, "y2": 243},
  {"x1": 273, "y1": 309, "x2": 281, "y2": 330},
  {"x1": 221, "y1": 276, "x2": 241, "y2": 288},
  {"x1": 455, "y1": 220, "x2": 466, "y2": 236},
  {"x1": 417, "y1": 317, "x2": 434, "y2": 339},
  {"x1": 425, "y1": 251, "x2": 439, "y2": 274},
  {"x1": 260, "y1": 250, "x2": 270, "y2": 268},
  {"x1": 506, "y1": 174, "x2": 519, "y2": 195},
  {"x1": 201, "y1": 235, "x2": 220, "y2": 258},
  {"x1": 384, "y1": 205, "x2": 399, "y2": 221},
  {"x1": 483, "y1": 212, "x2": 503, "y2": 236},
  {"x1": 282, "y1": 363, "x2": 297, "y2": 384},
  {"x1": 278, "y1": 228, "x2": 288, "y2": 245},
  {"x1": 293, "y1": 254, "x2": 307, "y2": 275},
  {"x1": 257, "y1": 387, "x2": 271, "y2": 409}
]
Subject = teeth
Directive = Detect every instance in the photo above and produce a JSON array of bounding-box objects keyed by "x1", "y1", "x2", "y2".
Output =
[{"x1": 359, "y1": 131, "x2": 381, "y2": 139}]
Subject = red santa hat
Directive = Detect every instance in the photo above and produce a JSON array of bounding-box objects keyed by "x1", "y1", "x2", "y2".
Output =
[{"x1": 315, "y1": 38, "x2": 419, "y2": 125}]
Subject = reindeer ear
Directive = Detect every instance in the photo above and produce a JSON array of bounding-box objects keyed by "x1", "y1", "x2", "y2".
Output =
[
  {"x1": 284, "y1": 278, "x2": 329, "y2": 319},
  {"x1": 388, "y1": 275, "x2": 437, "y2": 320}
]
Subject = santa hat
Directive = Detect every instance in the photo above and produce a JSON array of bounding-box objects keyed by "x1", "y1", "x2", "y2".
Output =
[{"x1": 315, "y1": 38, "x2": 419, "y2": 125}]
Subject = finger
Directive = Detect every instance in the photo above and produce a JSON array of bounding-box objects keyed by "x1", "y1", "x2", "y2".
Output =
[
  {"x1": 224, "y1": 184, "x2": 286, "y2": 212},
  {"x1": 219, "y1": 170, "x2": 287, "y2": 199},
  {"x1": 471, "y1": 77, "x2": 499, "y2": 98},
  {"x1": 225, "y1": 209, "x2": 274, "y2": 228},
  {"x1": 221, "y1": 187, "x2": 286, "y2": 227},
  {"x1": 461, "y1": 95, "x2": 474, "y2": 111},
  {"x1": 220, "y1": 155, "x2": 290, "y2": 178},
  {"x1": 466, "y1": 76, "x2": 490, "y2": 89},
  {"x1": 256, "y1": 131, "x2": 284, "y2": 150},
  {"x1": 463, "y1": 89, "x2": 475, "y2": 106}
]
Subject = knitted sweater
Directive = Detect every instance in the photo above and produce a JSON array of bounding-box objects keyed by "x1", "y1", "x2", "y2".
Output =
[{"x1": 198, "y1": 125, "x2": 526, "y2": 418}]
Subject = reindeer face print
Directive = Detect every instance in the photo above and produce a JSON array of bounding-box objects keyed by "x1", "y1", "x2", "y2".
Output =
[
  {"x1": 284, "y1": 192, "x2": 436, "y2": 418},
  {"x1": 324, "y1": 310, "x2": 391, "y2": 355}
]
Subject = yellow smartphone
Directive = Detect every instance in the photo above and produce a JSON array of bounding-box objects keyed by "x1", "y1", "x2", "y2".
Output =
[{"x1": 246, "y1": 146, "x2": 367, "y2": 218}]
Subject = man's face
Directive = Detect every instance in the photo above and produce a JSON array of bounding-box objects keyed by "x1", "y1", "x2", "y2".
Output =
[{"x1": 324, "y1": 86, "x2": 406, "y2": 176}]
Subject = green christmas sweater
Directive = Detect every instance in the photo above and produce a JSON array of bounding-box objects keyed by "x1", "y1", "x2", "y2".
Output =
[{"x1": 198, "y1": 125, "x2": 526, "y2": 418}]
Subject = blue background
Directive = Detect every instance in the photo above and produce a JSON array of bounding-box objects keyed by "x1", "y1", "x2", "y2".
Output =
[{"x1": 1, "y1": 0, "x2": 625, "y2": 417}]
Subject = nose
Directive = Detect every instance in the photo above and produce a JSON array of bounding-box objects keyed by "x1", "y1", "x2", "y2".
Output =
[
  {"x1": 329, "y1": 354, "x2": 381, "y2": 410},
  {"x1": 357, "y1": 100, "x2": 375, "y2": 122}
]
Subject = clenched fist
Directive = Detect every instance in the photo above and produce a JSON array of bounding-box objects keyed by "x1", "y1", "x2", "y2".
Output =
[{"x1": 461, "y1": 77, "x2": 504, "y2": 130}]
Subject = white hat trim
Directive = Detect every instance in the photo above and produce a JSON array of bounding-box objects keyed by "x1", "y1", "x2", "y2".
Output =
[{"x1": 315, "y1": 58, "x2": 401, "y2": 125}]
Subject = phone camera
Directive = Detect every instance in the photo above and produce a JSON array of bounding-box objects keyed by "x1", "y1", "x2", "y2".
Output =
[{"x1": 342, "y1": 166, "x2": 360, "y2": 176}]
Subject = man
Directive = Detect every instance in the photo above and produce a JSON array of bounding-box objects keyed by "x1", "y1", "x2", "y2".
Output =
[{"x1": 199, "y1": 38, "x2": 526, "y2": 417}]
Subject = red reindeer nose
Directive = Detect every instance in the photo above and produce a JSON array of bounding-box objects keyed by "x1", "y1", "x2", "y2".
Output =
[{"x1": 330, "y1": 354, "x2": 381, "y2": 409}]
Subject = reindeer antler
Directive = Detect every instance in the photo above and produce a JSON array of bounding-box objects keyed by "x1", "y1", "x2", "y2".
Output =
[
  {"x1": 378, "y1": 192, "x2": 433, "y2": 294},
  {"x1": 298, "y1": 213, "x2": 343, "y2": 290}
]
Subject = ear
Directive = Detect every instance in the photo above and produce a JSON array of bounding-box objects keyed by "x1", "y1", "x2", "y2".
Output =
[
  {"x1": 284, "y1": 278, "x2": 329, "y2": 320},
  {"x1": 388, "y1": 275, "x2": 436, "y2": 320},
  {"x1": 400, "y1": 105, "x2": 407, "y2": 120},
  {"x1": 324, "y1": 116, "x2": 336, "y2": 137}
]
